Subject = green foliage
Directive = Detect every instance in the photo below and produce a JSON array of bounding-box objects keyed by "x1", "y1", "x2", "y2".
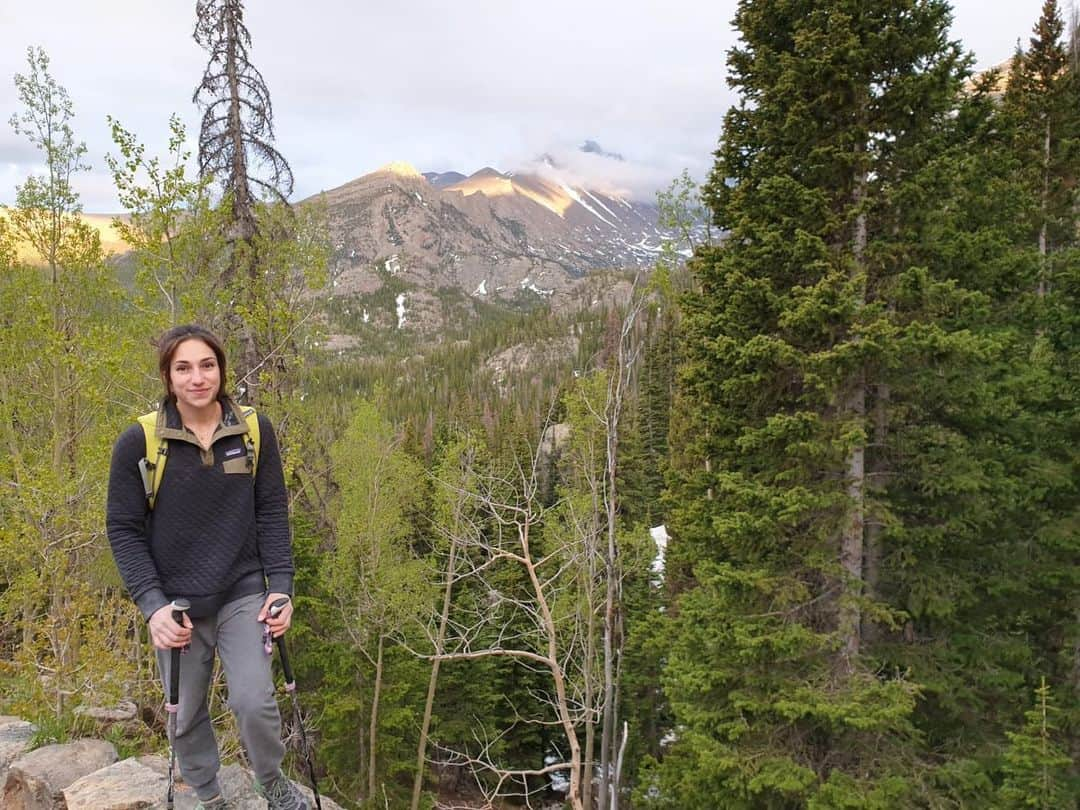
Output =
[
  {"x1": 998, "y1": 678, "x2": 1077, "y2": 809},
  {"x1": 4, "y1": 8, "x2": 1079, "y2": 808},
  {"x1": 653, "y1": 0, "x2": 1080, "y2": 805},
  {"x1": 106, "y1": 114, "x2": 226, "y2": 326},
  {"x1": 0, "y1": 47, "x2": 151, "y2": 723}
]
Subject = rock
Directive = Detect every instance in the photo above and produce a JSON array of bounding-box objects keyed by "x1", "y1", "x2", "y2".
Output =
[
  {"x1": 0, "y1": 720, "x2": 344, "y2": 810},
  {"x1": 0, "y1": 718, "x2": 36, "y2": 795},
  {"x1": 73, "y1": 701, "x2": 138, "y2": 724},
  {"x1": 63, "y1": 758, "x2": 345, "y2": 810},
  {"x1": 2, "y1": 738, "x2": 118, "y2": 810},
  {"x1": 63, "y1": 757, "x2": 166, "y2": 809}
]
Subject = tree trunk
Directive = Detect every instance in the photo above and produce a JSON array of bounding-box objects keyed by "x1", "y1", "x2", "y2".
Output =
[
  {"x1": 582, "y1": 553, "x2": 597, "y2": 810},
  {"x1": 611, "y1": 721, "x2": 628, "y2": 810},
  {"x1": 598, "y1": 570, "x2": 616, "y2": 810},
  {"x1": 368, "y1": 634, "x2": 385, "y2": 802},
  {"x1": 583, "y1": 691, "x2": 595, "y2": 810},
  {"x1": 863, "y1": 382, "x2": 889, "y2": 644},
  {"x1": 411, "y1": 536, "x2": 459, "y2": 810},
  {"x1": 839, "y1": 168, "x2": 869, "y2": 670},
  {"x1": 224, "y1": 7, "x2": 255, "y2": 249},
  {"x1": 1039, "y1": 117, "x2": 1051, "y2": 297},
  {"x1": 520, "y1": 522, "x2": 583, "y2": 810}
]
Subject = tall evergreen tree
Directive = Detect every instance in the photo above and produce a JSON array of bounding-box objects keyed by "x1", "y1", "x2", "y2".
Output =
[
  {"x1": 998, "y1": 0, "x2": 1080, "y2": 774},
  {"x1": 648, "y1": 1, "x2": 1028, "y2": 805}
]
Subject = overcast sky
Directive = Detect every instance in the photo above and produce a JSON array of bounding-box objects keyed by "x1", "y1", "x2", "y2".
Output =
[{"x1": 0, "y1": 0, "x2": 1054, "y2": 210}]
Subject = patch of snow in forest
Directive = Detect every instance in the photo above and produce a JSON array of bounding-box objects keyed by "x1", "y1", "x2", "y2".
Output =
[
  {"x1": 362, "y1": 309, "x2": 370, "y2": 324},
  {"x1": 544, "y1": 753, "x2": 570, "y2": 794},
  {"x1": 473, "y1": 279, "x2": 488, "y2": 296},
  {"x1": 396, "y1": 294, "x2": 407, "y2": 328},
  {"x1": 385, "y1": 254, "x2": 401, "y2": 275},
  {"x1": 650, "y1": 525, "x2": 669, "y2": 582}
]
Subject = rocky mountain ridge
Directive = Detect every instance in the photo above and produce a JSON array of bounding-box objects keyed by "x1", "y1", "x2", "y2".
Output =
[{"x1": 312, "y1": 162, "x2": 667, "y2": 335}]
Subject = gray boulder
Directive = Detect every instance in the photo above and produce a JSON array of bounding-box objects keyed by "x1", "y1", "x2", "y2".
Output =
[
  {"x1": 0, "y1": 717, "x2": 36, "y2": 790},
  {"x1": 63, "y1": 757, "x2": 166, "y2": 809},
  {"x1": 2, "y1": 738, "x2": 118, "y2": 809},
  {"x1": 64, "y1": 757, "x2": 344, "y2": 810}
]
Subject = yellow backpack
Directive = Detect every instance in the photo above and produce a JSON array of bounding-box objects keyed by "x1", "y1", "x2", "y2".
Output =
[{"x1": 136, "y1": 407, "x2": 260, "y2": 509}]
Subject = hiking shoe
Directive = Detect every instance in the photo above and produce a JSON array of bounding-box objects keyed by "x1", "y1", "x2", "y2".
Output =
[
  {"x1": 255, "y1": 774, "x2": 310, "y2": 810},
  {"x1": 194, "y1": 797, "x2": 236, "y2": 810}
]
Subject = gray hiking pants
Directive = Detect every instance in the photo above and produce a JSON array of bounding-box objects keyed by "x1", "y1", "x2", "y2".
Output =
[{"x1": 156, "y1": 592, "x2": 285, "y2": 801}]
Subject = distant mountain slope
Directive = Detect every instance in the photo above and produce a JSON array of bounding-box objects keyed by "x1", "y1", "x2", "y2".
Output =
[
  {"x1": 422, "y1": 170, "x2": 468, "y2": 188},
  {"x1": 310, "y1": 162, "x2": 665, "y2": 334},
  {"x1": 1, "y1": 211, "x2": 131, "y2": 263}
]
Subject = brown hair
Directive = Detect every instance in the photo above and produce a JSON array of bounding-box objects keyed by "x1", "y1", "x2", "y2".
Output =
[{"x1": 156, "y1": 324, "x2": 228, "y2": 401}]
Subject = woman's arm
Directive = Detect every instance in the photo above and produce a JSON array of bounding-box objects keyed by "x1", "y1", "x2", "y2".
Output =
[
  {"x1": 253, "y1": 413, "x2": 294, "y2": 597},
  {"x1": 106, "y1": 425, "x2": 169, "y2": 620}
]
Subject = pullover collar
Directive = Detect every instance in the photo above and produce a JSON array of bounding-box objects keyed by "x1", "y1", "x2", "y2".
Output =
[{"x1": 152, "y1": 396, "x2": 252, "y2": 449}]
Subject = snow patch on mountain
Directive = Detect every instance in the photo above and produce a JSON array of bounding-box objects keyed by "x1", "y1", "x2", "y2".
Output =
[{"x1": 559, "y1": 182, "x2": 617, "y2": 228}]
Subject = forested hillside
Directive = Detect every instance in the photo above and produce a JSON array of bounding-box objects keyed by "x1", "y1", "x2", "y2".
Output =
[{"x1": 0, "y1": 1, "x2": 1076, "y2": 809}]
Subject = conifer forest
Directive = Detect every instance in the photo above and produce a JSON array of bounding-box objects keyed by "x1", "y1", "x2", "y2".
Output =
[{"x1": 0, "y1": 1, "x2": 1077, "y2": 808}]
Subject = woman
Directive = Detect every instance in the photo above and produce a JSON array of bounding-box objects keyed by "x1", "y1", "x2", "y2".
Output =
[{"x1": 107, "y1": 324, "x2": 309, "y2": 810}]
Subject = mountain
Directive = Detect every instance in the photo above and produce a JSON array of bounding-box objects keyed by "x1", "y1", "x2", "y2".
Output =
[
  {"x1": 311, "y1": 162, "x2": 666, "y2": 334},
  {"x1": 422, "y1": 170, "x2": 468, "y2": 188}
]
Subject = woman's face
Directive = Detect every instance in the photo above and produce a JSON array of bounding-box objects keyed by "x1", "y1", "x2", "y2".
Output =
[{"x1": 169, "y1": 338, "x2": 221, "y2": 410}]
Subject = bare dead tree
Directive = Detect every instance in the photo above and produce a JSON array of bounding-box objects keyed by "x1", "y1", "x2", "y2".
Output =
[
  {"x1": 193, "y1": 0, "x2": 300, "y2": 400},
  {"x1": 414, "y1": 443, "x2": 591, "y2": 810},
  {"x1": 571, "y1": 271, "x2": 649, "y2": 810},
  {"x1": 193, "y1": 0, "x2": 293, "y2": 247}
]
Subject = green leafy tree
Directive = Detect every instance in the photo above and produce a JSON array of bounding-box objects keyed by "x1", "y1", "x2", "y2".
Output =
[
  {"x1": 106, "y1": 114, "x2": 227, "y2": 328},
  {"x1": 325, "y1": 398, "x2": 431, "y2": 805},
  {"x1": 0, "y1": 47, "x2": 149, "y2": 723}
]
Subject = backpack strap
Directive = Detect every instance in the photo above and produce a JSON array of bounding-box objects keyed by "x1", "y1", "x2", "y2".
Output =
[
  {"x1": 137, "y1": 410, "x2": 168, "y2": 510},
  {"x1": 241, "y1": 406, "x2": 261, "y2": 477},
  {"x1": 137, "y1": 404, "x2": 261, "y2": 510}
]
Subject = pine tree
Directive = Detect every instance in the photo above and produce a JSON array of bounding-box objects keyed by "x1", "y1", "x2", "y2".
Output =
[
  {"x1": 1002, "y1": 0, "x2": 1078, "y2": 295},
  {"x1": 997, "y1": 1, "x2": 1080, "y2": 772},
  {"x1": 998, "y1": 678, "x2": 1076, "y2": 809},
  {"x1": 653, "y1": 1, "x2": 1010, "y2": 805}
]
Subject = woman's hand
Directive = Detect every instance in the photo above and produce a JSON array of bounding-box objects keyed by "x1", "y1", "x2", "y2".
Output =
[
  {"x1": 258, "y1": 592, "x2": 293, "y2": 638},
  {"x1": 148, "y1": 604, "x2": 193, "y2": 650}
]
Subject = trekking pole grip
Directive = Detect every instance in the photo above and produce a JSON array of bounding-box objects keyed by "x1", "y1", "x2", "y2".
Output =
[
  {"x1": 268, "y1": 597, "x2": 295, "y2": 688},
  {"x1": 167, "y1": 599, "x2": 190, "y2": 707}
]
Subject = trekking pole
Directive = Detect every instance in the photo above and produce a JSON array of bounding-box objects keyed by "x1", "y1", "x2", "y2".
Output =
[
  {"x1": 166, "y1": 598, "x2": 190, "y2": 810},
  {"x1": 269, "y1": 597, "x2": 322, "y2": 810}
]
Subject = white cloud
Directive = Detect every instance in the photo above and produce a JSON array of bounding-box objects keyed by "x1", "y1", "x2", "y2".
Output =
[{"x1": 0, "y1": 0, "x2": 1051, "y2": 211}]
